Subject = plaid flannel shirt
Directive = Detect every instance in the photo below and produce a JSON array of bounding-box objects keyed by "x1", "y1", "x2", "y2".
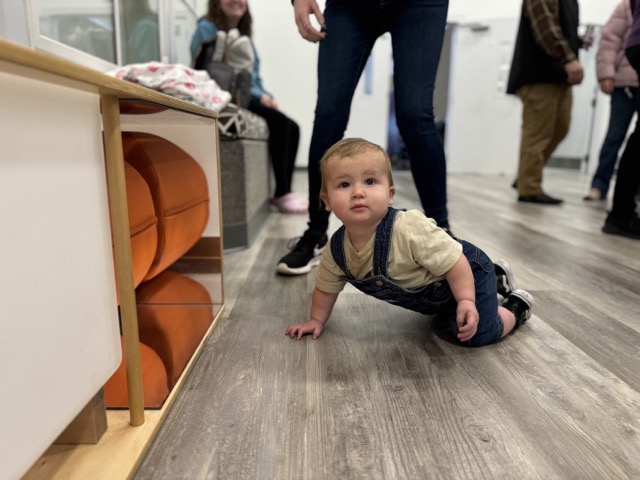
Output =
[{"x1": 525, "y1": 0, "x2": 577, "y2": 63}]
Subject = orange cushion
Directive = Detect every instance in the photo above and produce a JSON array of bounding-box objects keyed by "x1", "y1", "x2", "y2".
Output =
[
  {"x1": 112, "y1": 162, "x2": 158, "y2": 303},
  {"x1": 136, "y1": 270, "x2": 213, "y2": 388},
  {"x1": 124, "y1": 161, "x2": 157, "y2": 288},
  {"x1": 104, "y1": 337, "x2": 170, "y2": 409},
  {"x1": 122, "y1": 132, "x2": 209, "y2": 282}
]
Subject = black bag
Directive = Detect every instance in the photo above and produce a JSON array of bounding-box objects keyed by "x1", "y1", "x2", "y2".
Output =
[{"x1": 232, "y1": 70, "x2": 252, "y2": 109}]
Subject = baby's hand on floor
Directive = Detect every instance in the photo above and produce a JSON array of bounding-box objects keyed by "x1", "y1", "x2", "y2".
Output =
[{"x1": 285, "y1": 319, "x2": 324, "y2": 340}]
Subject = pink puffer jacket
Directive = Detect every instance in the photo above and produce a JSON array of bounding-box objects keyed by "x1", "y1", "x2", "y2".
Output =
[{"x1": 596, "y1": 0, "x2": 639, "y2": 87}]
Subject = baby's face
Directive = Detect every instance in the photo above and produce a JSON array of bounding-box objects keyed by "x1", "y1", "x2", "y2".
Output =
[{"x1": 321, "y1": 151, "x2": 395, "y2": 227}]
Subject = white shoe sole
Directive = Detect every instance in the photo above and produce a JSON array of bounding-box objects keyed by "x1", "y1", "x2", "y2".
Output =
[
  {"x1": 510, "y1": 289, "x2": 534, "y2": 321},
  {"x1": 495, "y1": 259, "x2": 518, "y2": 296},
  {"x1": 275, "y1": 247, "x2": 324, "y2": 275}
]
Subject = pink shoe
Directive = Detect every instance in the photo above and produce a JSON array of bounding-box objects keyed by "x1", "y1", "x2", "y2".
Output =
[{"x1": 271, "y1": 192, "x2": 308, "y2": 214}]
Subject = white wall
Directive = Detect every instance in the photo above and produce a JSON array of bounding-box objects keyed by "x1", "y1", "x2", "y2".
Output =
[
  {"x1": 247, "y1": 0, "x2": 321, "y2": 169},
  {"x1": 447, "y1": 0, "x2": 614, "y2": 25},
  {"x1": 444, "y1": 18, "x2": 522, "y2": 174}
]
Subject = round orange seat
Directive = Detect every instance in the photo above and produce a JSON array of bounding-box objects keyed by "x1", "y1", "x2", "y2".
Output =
[
  {"x1": 104, "y1": 338, "x2": 170, "y2": 409},
  {"x1": 124, "y1": 161, "x2": 157, "y2": 288},
  {"x1": 136, "y1": 270, "x2": 214, "y2": 388},
  {"x1": 122, "y1": 132, "x2": 209, "y2": 282}
]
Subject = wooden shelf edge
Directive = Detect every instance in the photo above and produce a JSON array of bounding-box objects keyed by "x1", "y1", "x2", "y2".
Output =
[
  {"x1": 0, "y1": 38, "x2": 218, "y2": 120},
  {"x1": 23, "y1": 304, "x2": 226, "y2": 480}
]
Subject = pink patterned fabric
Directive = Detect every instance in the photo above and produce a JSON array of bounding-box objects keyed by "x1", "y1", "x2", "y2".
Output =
[{"x1": 112, "y1": 62, "x2": 231, "y2": 112}]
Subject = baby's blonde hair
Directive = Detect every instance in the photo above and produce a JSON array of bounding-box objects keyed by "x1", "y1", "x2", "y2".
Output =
[{"x1": 319, "y1": 137, "x2": 395, "y2": 196}]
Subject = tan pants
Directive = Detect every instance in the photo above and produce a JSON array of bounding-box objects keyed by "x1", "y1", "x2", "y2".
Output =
[{"x1": 516, "y1": 83, "x2": 572, "y2": 196}]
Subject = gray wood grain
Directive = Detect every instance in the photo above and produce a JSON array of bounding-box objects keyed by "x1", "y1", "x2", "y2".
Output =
[{"x1": 135, "y1": 170, "x2": 640, "y2": 480}]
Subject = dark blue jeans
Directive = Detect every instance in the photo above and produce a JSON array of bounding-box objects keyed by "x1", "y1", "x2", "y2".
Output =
[
  {"x1": 609, "y1": 45, "x2": 640, "y2": 221},
  {"x1": 591, "y1": 87, "x2": 637, "y2": 196},
  {"x1": 306, "y1": 0, "x2": 450, "y2": 238}
]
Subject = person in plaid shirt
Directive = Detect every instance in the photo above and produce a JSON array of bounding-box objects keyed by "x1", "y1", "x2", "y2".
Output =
[{"x1": 507, "y1": 0, "x2": 585, "y2": 205}]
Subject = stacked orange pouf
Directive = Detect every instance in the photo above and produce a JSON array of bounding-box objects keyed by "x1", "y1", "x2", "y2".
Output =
[{"x1": 104, "y1": 133, "x2": 213, "y2": 408}]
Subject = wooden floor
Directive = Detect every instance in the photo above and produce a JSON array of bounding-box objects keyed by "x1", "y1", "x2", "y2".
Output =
[{"x1": 134, "y1": 168, "x2": 640, "y2": 480}]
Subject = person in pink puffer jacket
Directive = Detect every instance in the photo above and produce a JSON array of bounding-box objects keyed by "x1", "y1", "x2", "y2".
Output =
[{"x1": 585, "y1": 0, "x2": 639, "y2": 200}]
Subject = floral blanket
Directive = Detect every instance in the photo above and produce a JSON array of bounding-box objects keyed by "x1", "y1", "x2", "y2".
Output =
[{"x1": 111, "y1": 62, "x2": 231, "y2": 112}]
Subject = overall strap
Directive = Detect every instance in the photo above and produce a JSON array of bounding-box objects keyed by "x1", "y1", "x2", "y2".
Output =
[
  {"x1": 372, "y1": 207, "x2": 400, "y2": 277},
  {"x1": 330, "y1": 226, "x2": 353, "y2": 279},
  {"x1": 329, "y1": 207, "x2": 401, "y2": 279}
]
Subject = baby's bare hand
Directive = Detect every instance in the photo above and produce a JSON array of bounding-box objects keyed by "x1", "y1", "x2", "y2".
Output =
[
  {"x1": 456, "y1": 301, "x2": 479, "y2": 342},
  {"x1": 285, "y1": 319, "x2": 324, "y2": 340},
  {"x1": 457, "y1": 321, "x2": 478, "y2": 342}
]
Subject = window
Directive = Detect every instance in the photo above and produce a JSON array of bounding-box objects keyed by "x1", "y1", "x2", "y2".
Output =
[
  {"x1": 1, "y1": 0, "x2": 198, "y2": 71},
  {"x1": 33, "y1": 0, "x2": 160, "y2": 67},
  {"x1": 36, "y1": 0, "x2": 117, "y2": 64},
  {"x1": 120, "y1": 0, "x2": 160, "y2": 64}
]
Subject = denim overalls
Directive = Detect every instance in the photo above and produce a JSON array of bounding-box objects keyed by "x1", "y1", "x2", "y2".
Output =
[{"x1": 330, "y1": 208, "x2": 503, "y2": 346}]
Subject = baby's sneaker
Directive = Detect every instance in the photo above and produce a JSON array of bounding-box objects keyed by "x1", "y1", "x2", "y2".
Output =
[
  {"x1": 494, "y1": 259, "x2": 518, "y2": 298},
  {"x1": 502, "y1": 289, "x2": 534, "y2": 328}
]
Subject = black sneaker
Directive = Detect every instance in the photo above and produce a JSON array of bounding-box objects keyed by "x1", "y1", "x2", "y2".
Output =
[
  {"x1": 502, "y1": 289, "x2": 534, "y2": 328},
  {"x1": 494, "y1": 259, "x2": 518, "y2": 298},
  {"x1": 602, "y1": 215, "x2": 640, "y2": 239},
  {"x1": 276, "y1": 233, "x2": 328, "y2": 275}
]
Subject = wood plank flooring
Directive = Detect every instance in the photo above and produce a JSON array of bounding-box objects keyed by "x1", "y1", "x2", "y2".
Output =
[{"x1": 134, "y1": 169, "x2": 640, "y2": 480}]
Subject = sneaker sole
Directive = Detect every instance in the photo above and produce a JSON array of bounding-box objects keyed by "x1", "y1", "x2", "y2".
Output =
[
  {"x1": 276, "y1": 254, "x2": 322, "y2": 276},
  {"x1": 510, "y1": 289, "x2": 534, "y2": 321},
  {"x1": 494, "y1": 259, "x2": 518, "y2": 297}
]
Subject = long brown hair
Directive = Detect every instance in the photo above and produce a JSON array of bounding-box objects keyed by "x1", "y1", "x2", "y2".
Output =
[{"x1": 206, "y1": 0, "x2": 253, "y2": 37}]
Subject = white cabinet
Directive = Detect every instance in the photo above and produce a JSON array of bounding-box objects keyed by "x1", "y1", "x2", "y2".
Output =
[{"x1": 0, "y1": 39, "x2": 224, "y2": 480}]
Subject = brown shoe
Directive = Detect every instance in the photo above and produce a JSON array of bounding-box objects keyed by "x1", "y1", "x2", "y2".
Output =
[
  {"x1": 518, "y1": 193, "x2": 563, "y2": 205},
  {"x1": 583, "y1": 188, "x2": 603, "y2": 201}
]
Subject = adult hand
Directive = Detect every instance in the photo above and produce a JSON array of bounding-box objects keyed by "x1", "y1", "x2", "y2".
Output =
[
  {"x1": 599, "y1": 78, "x2": 614, "y2": 95},
  {"x1": 260, "y1": 94, "x2": 279, "y2": 110},
  {"x1": 293, "y1": 0, "x2": 326, "y2": 43},
  {"x1": 564, "y1": 59, "x2": 584, "y2": 85}
]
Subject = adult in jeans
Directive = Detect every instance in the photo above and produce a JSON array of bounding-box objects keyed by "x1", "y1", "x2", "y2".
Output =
[
  {"x1": 191, "y1": 0, "x2": 307, "y2": 214},
  {"x1": 507, "y1": 0, "x2": 584, "y2": 205},
  {"x1": 585, "y1": 0, "x2": 638, "y2": 201},
  {"x1": 603, "y1": 0, "x2": 640, "y2": 239},
  {"x1": 277, "y1": 0, "x2": 450, "y2": 275}
]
